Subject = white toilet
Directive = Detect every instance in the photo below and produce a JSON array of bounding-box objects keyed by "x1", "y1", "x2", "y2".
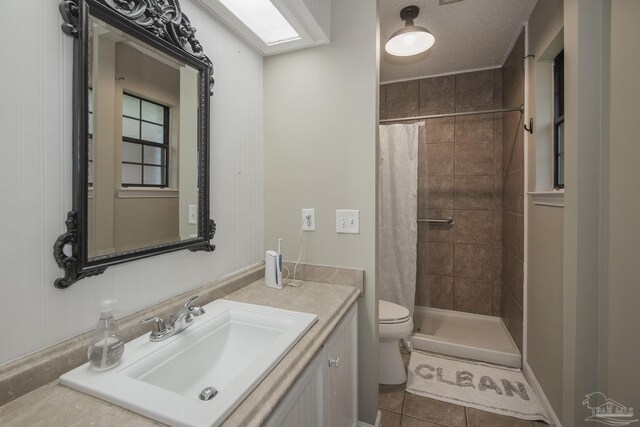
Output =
[{"x1": 378, "y1": 299, "x2": 414, "y2": 385}]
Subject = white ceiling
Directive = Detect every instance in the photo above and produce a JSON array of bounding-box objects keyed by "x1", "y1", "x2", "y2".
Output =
[{"x1": 380, "y1": 0, "x2": 538, "y2": 83}]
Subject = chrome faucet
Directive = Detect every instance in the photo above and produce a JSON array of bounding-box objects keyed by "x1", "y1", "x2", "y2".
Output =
[{"x1": 141, "y1": 296, "x2": 205, "y2": 342}]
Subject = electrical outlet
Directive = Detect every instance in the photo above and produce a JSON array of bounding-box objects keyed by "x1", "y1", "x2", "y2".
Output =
[
  {"x1": 188, "y1": 205, "x2": 197, "y2": 225},
  {"x1": 302, "y1": 208, "x2": 316, "y2": 231},
  {"x1": 336, "y1": 210, "x2": 359, "y2": 234}
]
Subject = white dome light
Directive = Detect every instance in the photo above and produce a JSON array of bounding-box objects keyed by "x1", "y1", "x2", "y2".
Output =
[
  {"x1": 385, "y1": 6, "x2": 435, "y2": 57},
  {"x1": 403, "y1": 34, "x2": 416, "y2": 46}
]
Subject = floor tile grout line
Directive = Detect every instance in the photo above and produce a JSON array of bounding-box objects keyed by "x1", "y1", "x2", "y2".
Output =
[
  {"x1": 401, "y1": 388, "x2": 407, "y2": 418},
  {"x1": 401, "y1": 412, "x2": 451, "y2": 427}
]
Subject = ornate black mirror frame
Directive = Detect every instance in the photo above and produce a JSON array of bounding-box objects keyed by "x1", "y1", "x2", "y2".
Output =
[{"x1": 55, "y1": 0, "x2": 216, "y2": 289}]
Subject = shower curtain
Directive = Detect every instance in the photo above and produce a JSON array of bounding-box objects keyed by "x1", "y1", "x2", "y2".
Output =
[{"x1": 378, "y1": 123, "x2": 419, "y2": 316}]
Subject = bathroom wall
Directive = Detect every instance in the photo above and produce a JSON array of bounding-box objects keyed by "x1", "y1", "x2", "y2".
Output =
[
  {"x1": 501, "y1": 31, "x2": 525, "y2": 352},
  {"x1": 380, "y1": 69, "x2": 504, "y2": 317},
  {"x1": 0, "y1": 0, "x2": 264, "y2": 365},
  {"x1": 112, "y1": 42, "x2": 180, "y2": 252},
  {"x1": 563, "y1": 0, "x2": 609, "y2": 423},
  {"x1": 525, "y1": 0, "x2": 564, "y2": 418},
  {"x1": 263, "y1": 0, "x2": 378, "y2": 422},
  {"x1": 604, "y1": 0, "x2": 640, "y2": 415},
  {"x1": 525, "y1": 1, "x2": 640, "y2": 423}
]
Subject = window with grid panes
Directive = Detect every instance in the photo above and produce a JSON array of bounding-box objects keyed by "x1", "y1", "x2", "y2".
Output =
[
  {"x1": 88, "y1": 88, "x2": 94, "y2": 187},
  {"x1": 553, "y1": 50, "x2": 564, "y2": 189},
  {"x1": 121, "y1": 93, "x2": 169, "y2": 187}
]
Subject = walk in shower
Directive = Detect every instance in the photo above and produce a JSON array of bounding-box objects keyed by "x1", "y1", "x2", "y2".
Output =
[{"x1": 378, "y1": 31, "x2": 526, "y2": 368}]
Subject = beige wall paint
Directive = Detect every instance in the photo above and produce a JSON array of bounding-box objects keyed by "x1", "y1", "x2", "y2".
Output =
[
  {"x1": 179, "y1": 66, "x2": 199, "y2": 240},
  {"x1": 527, "y1": 1, "x2": 640, "y2": 424},
  {"x1": 563, "y1": 0, "x2": 608, "y2": 424},
  {"x1": 604, "y1": 0, "x2": 640, "y2": 414},
  {"x1": 113, "y1": 198, "x2": 179, "y2": 250},
  {"x1": 93, "y1": 34, "x2": 117, "y2": 254},
  {"x1": 527, "y1": 202, "x2": 564, "y2": 414},
  {"x1": 112, "y1": 43, "x2": 180, "y2": 251},
  {"x1": 528, "y1": 0, "x2": 564, "y2": 65},
  {"x1": 91, "y1": 39, "x2": 183, "y2": 255},
  {"x1": 524, "y1": 0, "x2": 565, "y2": 419},
  {"x1": 559, "y1": 1, "x2": 640, "y2": 422},
  {"x1": 263, "y1": 0, "x2": 378, "y2": 422}
]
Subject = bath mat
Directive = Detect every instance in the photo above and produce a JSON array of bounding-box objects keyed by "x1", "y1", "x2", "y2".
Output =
[{"x1": 406, "y1": 351, "x2": 550, "y2": 423}]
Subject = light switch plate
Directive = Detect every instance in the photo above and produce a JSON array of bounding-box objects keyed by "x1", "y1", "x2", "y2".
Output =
[
  {"x1": 188, "y1": 205, "x2": 197, "y2": 225},
  {"x1": 336, "y1": 210, "x2": 359, "y2": 234},
  {"x1": 302, "y1": 208, "x2": 316, "y2": 231}
]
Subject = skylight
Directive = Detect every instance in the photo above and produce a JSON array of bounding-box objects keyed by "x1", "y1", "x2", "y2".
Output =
[{"x1": 218, "y1": 0, "x2": 301, "y2": 46}]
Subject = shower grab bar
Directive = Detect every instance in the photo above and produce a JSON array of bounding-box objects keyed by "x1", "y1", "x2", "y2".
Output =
[{"x1": 418, "y1": 217, "x2": 455, "y2": 226}]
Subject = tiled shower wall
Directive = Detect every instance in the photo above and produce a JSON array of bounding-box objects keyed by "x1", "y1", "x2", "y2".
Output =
[
  {"x1": 501, "y1": 31, "x2": 525, "y2": 351},
  {"x1": 380, "y1": 69, "x2": 504, "y2": 317}
]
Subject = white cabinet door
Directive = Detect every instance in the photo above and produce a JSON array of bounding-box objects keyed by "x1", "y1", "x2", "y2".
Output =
[
  {"x1": 267, "y1": 303, "x2": 358, "y2": 427},
  {"x1": 265, "y1": 351, "x2": 324, "y2": 427},
  {"x1": 324, "y1": 305, "x2": 358, "y2": 427}
]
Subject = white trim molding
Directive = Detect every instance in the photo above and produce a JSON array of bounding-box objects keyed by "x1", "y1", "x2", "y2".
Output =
[
  {"x1": 528, "y1": 190, "x2": 565, "y2": 207},
  {"x1": 356, "y1": 411, "x2": 380, "y2": 427},
  {"x1": 523, "y1": 362, "x2": 562, "y2": 426},
  {"x1": 523, "y1": 21, "x2": 530, "y2": 366},
  {"x1": 117, "y1": 188, "x2": 179, "y2": 198}
]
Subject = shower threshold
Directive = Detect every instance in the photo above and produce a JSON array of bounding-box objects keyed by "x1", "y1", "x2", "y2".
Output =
[{"x1": 411, "y1": 306, "x2": 521, "y2": 368}]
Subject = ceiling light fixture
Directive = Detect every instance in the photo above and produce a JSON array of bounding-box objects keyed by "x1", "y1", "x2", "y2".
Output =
[{"x1": 385, "y1": 6, "x2": 435, "y2": 57}]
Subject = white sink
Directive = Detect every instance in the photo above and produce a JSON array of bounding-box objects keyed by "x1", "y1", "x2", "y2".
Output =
[{"x1": 60, "y1": 299, "x2": 318, "y2": 427}]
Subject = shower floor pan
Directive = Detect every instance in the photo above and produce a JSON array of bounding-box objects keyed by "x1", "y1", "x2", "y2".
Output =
[{"x1": 411, "y1": 306, "x2": 521, "y2": 368}]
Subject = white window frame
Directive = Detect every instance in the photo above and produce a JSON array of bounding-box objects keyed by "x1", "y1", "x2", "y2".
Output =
[{"x1": 529, "y1": 29, "x2": 565, "y2": 208}]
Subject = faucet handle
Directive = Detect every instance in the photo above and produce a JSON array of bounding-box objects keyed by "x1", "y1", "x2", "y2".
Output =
[
  {"x1": 141, "y1": 316, "x2": 167, "y2": 335},
  {"x1": 184, "y1": 296, "x2": 205, "y2": 316},
  {"x1": 184, "y1": 296, "x2": 199, "y2": 308}
]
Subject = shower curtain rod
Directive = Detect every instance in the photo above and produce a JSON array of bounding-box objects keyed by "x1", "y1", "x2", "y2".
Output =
[{"x1": 379, "y1": 104, "x2": 524, "y2": 124}]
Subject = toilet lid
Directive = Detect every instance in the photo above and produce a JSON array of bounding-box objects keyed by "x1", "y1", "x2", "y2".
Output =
[{"x1": 379, "y1": 300, "x2": 410, "y2": 324}]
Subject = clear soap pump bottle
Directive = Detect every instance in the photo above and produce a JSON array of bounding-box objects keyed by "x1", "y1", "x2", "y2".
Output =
[{"x1": 87, "y1": 299, "x2": 125, "y2": 370}]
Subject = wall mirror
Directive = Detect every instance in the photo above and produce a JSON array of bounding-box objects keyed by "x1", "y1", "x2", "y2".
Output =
[{"x1": 55, "y1": 0, "x2": 216, "y2": 289}]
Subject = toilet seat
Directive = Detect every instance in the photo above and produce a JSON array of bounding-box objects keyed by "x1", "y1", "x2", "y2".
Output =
[{"x1": 379, "y1": 300, "x2": 410, "y2": 324}]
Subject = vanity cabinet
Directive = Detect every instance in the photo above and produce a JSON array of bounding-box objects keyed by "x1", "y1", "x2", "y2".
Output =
[
  {"x1": 266, "y1": 304, "x2": 358, "y2": 427},
  {"x1": 324, "y1": 303, "x2": 358, "y2": 427}
]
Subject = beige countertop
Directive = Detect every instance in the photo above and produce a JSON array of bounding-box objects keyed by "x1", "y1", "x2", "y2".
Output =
[{"x1": 0, "y1": 280, "x2": 360, "y2": 427}]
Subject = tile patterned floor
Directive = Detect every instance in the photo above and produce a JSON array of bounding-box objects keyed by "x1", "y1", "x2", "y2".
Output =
[{"x1": 378, "y1": 349, "x2": 550, "y2": 427}]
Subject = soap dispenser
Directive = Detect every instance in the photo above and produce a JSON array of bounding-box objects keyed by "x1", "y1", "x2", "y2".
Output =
[{"x1": 87, "y1": 299, "x2": 125, "y2": 370}]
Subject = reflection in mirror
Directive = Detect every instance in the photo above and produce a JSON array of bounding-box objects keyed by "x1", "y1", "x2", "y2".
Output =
[{"x1": 87, "y1": 15, "x2": 200, "y2": 258}]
